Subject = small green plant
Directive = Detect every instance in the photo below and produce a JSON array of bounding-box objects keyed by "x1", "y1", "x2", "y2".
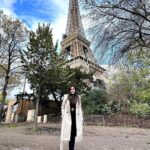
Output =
[
  {"x1": 32, "y1": 127, "x2": 39, "y2": 132},
  {"x1": 7, "y1": 124, "x2": 17, "y2": 128},
  {"x1": 130, "y1": 103, "x2": 150, "y2": 117}
]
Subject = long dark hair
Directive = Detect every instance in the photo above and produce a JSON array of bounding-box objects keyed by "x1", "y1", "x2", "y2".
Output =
[{"x1": 68, "y1": 86, "x2": 79, "y2": 106}]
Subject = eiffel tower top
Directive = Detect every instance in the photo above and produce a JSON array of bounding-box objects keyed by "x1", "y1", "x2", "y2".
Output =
[{"x1": 65, "y1": 0, "x2": 86, "y2": 37}]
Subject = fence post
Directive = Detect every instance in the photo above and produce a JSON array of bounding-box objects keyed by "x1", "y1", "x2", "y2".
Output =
[{"x1": 102, "y1": 115, "x2": 105, "y2": 126}]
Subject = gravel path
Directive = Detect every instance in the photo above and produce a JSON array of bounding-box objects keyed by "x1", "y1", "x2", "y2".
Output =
[{"x1": 0, "y1": 123, "x2": 150, "y2": 150}]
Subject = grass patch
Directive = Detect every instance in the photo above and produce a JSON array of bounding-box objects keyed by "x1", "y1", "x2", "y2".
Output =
[
  {"x1": 7, "y1": 124, "x2": 17, "y2": 128},
  {"x1": 26, "y1": 126, "x2": 60, "y2": 135}
]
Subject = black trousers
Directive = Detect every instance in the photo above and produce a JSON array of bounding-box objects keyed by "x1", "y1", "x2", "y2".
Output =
[
  {"x1": 69, "y1": 133, "x2": 76, "y2": 150},
  {"x1": 69, "y1": 110, "x2": 76, "y2": 150}
]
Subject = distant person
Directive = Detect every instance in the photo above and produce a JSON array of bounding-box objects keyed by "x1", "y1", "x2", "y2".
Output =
[{"x1": 60, "y1": 86, "x2": 83, "y2": 150}]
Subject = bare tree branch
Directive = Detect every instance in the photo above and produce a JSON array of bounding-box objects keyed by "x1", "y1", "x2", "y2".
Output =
[{"x1": 81, "y1": 0, "x2": 150, "y2": 63}]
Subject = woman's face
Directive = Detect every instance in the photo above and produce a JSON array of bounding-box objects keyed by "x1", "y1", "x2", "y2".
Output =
[{"x1": 70, "y1": 86, "x2": 76, "y2": 95}]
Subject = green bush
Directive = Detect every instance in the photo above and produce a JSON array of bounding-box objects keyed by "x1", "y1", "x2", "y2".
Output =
[
  {"x1": 130, "y1": 103, "x2": 150, "y2": 117},
  {"x1": 82, "y1": 89, "x2": 111, "y2": 115},
  {"x1": 109, "y1": 100, "x2": 122, "y2": 113}
]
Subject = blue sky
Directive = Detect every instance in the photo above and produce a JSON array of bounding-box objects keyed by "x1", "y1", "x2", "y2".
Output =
[
  {"x1": 0, "y1": 0, "x2": 69, "y2": 42},
  {"x1": 0, "y1": 0, "x2": 98, "y2": 50}
]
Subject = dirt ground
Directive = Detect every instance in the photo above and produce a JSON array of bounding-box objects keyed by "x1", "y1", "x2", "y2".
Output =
[{"x1": 0, "y1": 123, "x2": 150, "y2": 150}]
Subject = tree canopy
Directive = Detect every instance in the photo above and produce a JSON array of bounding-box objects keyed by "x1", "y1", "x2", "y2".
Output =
[{"x1": 81, "y1": 0, "x2": 150, "y2": 63}]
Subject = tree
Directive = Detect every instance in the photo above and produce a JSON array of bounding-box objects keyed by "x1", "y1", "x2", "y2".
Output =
[
  {"x1": 21, "y1": 23, "x2": 55, "y2": 128},
  {"x1": 108, "y1": 51, "x2": 150, "y2": 115},
  {"x1": 108, "y1": 65, "x2": 134, "y2": 114},
  {"x1": 126, "y1": 49, "x2": 150, "y2": 105},
  {"x1": 81, "y1": 0, "x2": 150, "y2": 63},
  {"x1": 0, "y1": 11, "x2": 27, "y2": 122}
]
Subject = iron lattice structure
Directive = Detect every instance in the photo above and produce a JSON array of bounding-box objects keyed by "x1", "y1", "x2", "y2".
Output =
[
  {"x1": 65, "y1": 0, "x2": 86, "y2": 37},
  {"x1": 61, "y1": 0, "x2": 106, "y2": 84}
]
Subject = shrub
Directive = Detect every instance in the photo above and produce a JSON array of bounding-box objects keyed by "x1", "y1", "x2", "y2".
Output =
[
  {"x1": 130, "y1": 103, "x2": 150, "y2": 118},
  {"x1": 82, "y1": 89, "x2": 111, "y2": 115}
]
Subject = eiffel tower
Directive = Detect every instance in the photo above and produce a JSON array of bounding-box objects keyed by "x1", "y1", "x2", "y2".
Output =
[{"x1": 61, "y1": 0, "x2": 106, "y2": 86}]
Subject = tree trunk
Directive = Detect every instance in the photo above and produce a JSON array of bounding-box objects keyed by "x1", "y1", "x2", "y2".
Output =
[
  {"x1": 52, "y1": 93, "x2": 61, "y2": 110},
  {"x1": 33, "y1": 66, "x2": 42, "y2": 129},
  {"x1": 0, "y1": 75, "x2": 9, "y2": 123},
  {"x1": 33, "y1": 85, "x2": 41, "y2": 129}
]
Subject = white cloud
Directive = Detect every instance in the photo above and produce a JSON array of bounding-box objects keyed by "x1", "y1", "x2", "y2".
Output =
[
  {"x1": 50, "y1": 0, "x2": 68, "y2": 42},
  {"x1": 0, "y1": 0, "x2": 16, "y2": 8},
  {"x1": 0, "y1": 0, "x2": 17, "y2": 16},
  {"x1": 51, "y1": 13, "x2": 67, "y2": 43},
  {"x1": 51, "y1": 0, "x2": 69, "y2": 11}
]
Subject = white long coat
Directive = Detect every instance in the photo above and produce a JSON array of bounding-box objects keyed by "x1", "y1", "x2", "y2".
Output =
[{"x1": 60, "y1": 94, "x2": 83, "y2": 149}]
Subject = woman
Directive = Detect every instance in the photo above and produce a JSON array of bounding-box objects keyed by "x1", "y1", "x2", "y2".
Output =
[{"x1": 60, "y1": 86, "x2": 83, "y2": 150}]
